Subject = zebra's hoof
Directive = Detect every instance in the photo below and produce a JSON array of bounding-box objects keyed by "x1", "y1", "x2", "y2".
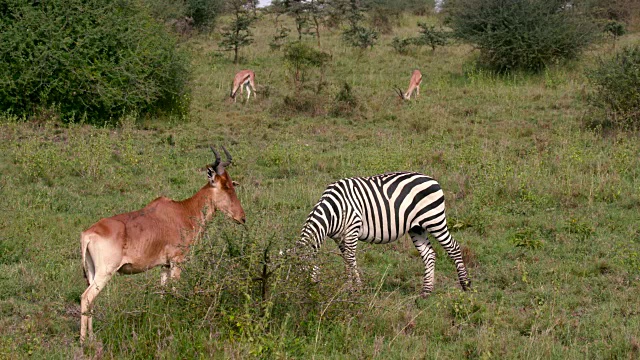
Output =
[
  {"x1": 461, "y1": 280, "x2": 472, "y2": 291},
  {"x1": 419, "y1": 291, "x2": 432, "y2": 298}
]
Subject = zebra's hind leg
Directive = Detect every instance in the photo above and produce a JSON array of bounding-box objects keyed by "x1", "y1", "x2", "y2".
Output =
[
  {"x1": 410, "y1": 228, "x2": 436, "y2": 297},
  {"x1": 427, "y1": 225, "x2": 471, "y2": 291}
]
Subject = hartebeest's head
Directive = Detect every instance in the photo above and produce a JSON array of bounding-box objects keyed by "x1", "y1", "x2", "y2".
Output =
[{"x1": 207, "y1": 146, "x2": 246, "y2": 224}]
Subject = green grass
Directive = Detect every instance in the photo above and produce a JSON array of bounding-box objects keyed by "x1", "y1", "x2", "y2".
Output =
[{"x1": 1, "y1": 14, "x2": 640, "y2": 359}]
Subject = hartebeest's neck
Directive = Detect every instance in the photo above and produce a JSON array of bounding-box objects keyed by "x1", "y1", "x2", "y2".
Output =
[{"x1": 179, "y1": 184, "x2": 217, "y2": 226}]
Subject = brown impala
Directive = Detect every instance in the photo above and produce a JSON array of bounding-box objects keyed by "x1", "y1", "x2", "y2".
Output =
[
  {"x1": 229, "y1": 69, "x2": 256, "y2": 103},
  {"x1": 394, "y1": 69, "x2": 422, "y2": 100},
  {"x1": 80, "y1": 146, "x2": 245, "y2": 343}
]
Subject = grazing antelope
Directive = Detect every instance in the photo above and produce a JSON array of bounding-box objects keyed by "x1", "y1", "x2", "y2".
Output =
[
  {"x1": 230, "y1": 69, "x2": 256, "y2": 103},
  {"x1": 394, "y1": 69, "x2": 422, "y2": 100},
  {"x1": 80, "y1": 147, "x2": 245, "y2": 343}
]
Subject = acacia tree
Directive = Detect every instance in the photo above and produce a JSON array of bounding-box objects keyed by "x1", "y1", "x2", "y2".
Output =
[
  {"x1": 308, "y1": 0, "x2": 325, "y2": 47},
  {"x1": 341, "y1": 0, "x2": 378, "y2": 49},
  {"x1": 284, "y1": 0, "x2": 310, "y2": 41},
  {"x1": 219, "y1": 0, "x2": 255, "y2": 63}
]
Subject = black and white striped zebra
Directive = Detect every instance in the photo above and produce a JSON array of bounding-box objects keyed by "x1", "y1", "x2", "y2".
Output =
[{"x1": 296, "y1": 171, "x2": 471, "y2": 296}]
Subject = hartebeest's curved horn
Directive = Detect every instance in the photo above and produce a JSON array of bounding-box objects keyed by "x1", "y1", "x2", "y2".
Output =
[
  {"x1": 220, "y1": 146, "x2": 233, "y2": 168},
  {"x1": 210, "y1": 145, "x2": 221, "y2": 170}
]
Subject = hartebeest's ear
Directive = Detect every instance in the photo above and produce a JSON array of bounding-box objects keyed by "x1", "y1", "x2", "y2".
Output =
[
  {"x1": 206, "y1": 166, "x2": 220, "y2": 187},
  {"x1": 232, "y1": 181, "x2": 240, "y2": 187}
]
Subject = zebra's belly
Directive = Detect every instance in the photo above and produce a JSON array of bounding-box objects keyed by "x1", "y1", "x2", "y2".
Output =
[{"x1": 358, "y1": 231, "x2": 405, "y2": 244}]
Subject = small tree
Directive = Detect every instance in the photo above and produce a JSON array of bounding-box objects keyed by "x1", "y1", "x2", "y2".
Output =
[
  {"x1": 342, "y1": 0, "x2": 378, "y2": 49},
  {"x1": 308, "y1": 0, "x2": 326, "y2": 47},
  {"x1": 219, "y1": 0, "x2": 255, "y2": 64},
  {"x1": 414, "y1": 23, "x2": 448, "y2": 51},
  {"x1": 604, "y1": 20, "x2": 626, "y2": 48},
  {"x1": 284, "y1": 0, "x2": 311, "y2": 41}
]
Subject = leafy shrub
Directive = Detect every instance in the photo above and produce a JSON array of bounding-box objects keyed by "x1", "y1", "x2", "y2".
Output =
[
  {"x1": 283, "y1": 42, "x2": 330, "y2": 86},
  {"x1": 391, "y1": 37, "x2": 414, "y2": 54},
  {"x1": 390, "y1": 23, "x2": 448, "y2": 54},
  {"x1": 146, "y1": 0, "x2": 222, "y2": 31},
  {"x1": 271, "y1": 93, "x2": 328, "y2": 118},
  {"x1": 343, "y1": 25, "x2": 379, "y2": 49},
  {"x1": 0, "y1": 0, "x2": 190, "y2": 124},
  {"x1": 445, "y1": 0, "x2": 597, "y2": 72},
  {"x1": 414, "y1": 22, "x2": 448, "y2": 51},
  {"x1": 330, "y1": 82, "x2": 360, "y2": 118},
  {"x1": 604, "y1": 20, "x2": 626, "y2": 40},
  {"x1": 587, "y1": 45, "x2": 640, "y2": 129},
  {"x1": 185, "y1": 0, "x2": 223, "y2": 29}
]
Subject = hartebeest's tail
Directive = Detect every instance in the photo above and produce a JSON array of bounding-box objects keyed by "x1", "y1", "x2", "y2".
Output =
[{"x1": 81, "y1": 232, "x2": 95, "y2": 286}]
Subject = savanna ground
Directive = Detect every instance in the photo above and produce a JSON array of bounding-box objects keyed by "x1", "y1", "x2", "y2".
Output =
[{"x1": 1, "y1": 13, "x2": 640, "y2": 359}]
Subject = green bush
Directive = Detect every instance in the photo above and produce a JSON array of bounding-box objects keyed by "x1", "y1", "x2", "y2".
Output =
[
  {"x1": 283, "y1": 42, "x2": 330, "y2": 86},
  {"x1": 343, "y1": 25, "x2": 379, "y2": 49},
  {"x1": 330, "y1": 82, "x2": 361, "y2": 118},
  {"x1": 414, "y1": 22, "x2": 448, "y2": 51},
  {"x1": 587, "y1": 45, "x2": 640, "y2": 129},
  {"x1": 0, "y1": 0, "x2": 190, "y2": 124},
  {"x1": 445, "y1": 0, "x2": 597, "y2": 72},
  {"x1": 390, "y1": 37, "x2": 414, "y2": 54},
  {"x1": 391, "y1": 23, "x2": 449, "y2": 54},
  {"x1": 185, "y1": 0, "x2": 223, "y2": 29}
]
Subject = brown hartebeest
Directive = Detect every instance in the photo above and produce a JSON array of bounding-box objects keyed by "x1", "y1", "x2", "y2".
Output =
[
  {"x1": 394, "y1": 69, "x2": 422, "y2": 100},
  {"x1": 229, "y1": 69, "x2": 256, "y2": 103},
  {"x1": 80, "y1": 146, "x2": 245, "y2": 343}
]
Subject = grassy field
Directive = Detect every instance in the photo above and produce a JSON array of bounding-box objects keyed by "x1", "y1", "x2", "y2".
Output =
[{"x1": 1, "y1": 13, "x2": 640, "y2": 359}]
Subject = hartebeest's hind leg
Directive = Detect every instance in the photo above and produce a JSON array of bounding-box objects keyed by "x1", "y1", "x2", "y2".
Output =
[{"x1": 80, "y1": 233, "x2": 123, "y2": 343}]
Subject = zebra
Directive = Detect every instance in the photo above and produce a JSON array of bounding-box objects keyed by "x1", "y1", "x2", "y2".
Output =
[{"x1": 296, "y1": 171, "x2": 471, "y2": 296}]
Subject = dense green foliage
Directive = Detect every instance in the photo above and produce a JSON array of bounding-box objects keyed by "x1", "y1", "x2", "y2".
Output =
[
  {"x1": 1, "y1": 12, "x2": 640, "y2": 360},
  {"x1": 587, "y1": 45, "x2": 640, "y2": 128},
  {"x1": 146, "y1": 0, "x2": 223, "y2": 30},
  {"x1": 445, "y1": 0, "x2": 597, "y2": 72},
  {"x1": 185, "y1": 0, "x2": 224, "y2": 29},
  {"x1": 0, "y1": 0, "x2": 190, "y2": 123}
]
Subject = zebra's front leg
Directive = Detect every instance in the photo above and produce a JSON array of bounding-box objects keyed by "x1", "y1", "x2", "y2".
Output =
[
  {"x1": 334, "y1": 239, "x2": 362, "y2": 290},
  {"x1": 410, "y1": 229, "x2": 436, "y2": 297},
  {"x1": 340, "y1": 234, "x2": 363, "y2": 290}
]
